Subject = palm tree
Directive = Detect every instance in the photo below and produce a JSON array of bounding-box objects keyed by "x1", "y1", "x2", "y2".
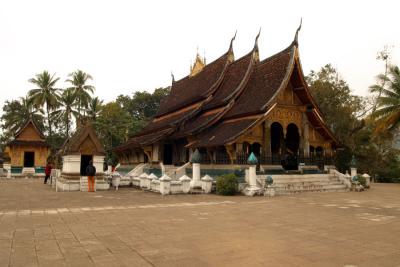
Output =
[
  {"x1": 52, "y1": 89, "x2": 79, "y2": 137},
  {"x1": 86, "y1": 97, "x2": 103, "y2": 121},
  {"x1": 370, "y1": 65, "x2": 400, "y2": 132},
  {"x1": 66, "y1": 70, "x2": 95, "y2": 122},
  {"x1": 1, "y1": 97, "x2": 44, "y2": 135},
  {"x1": 28, "y1": 71, "x2": 60, "y2": 139}
]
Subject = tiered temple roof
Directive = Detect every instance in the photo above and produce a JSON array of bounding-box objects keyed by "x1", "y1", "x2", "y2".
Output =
[{"x1": 115, "y1": 24, "x2": 337, "y2": 153}]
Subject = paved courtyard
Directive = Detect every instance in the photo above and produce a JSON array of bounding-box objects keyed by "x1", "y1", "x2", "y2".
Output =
[{"x1": 0, "y1": 179, "x2": 399, "y2": 267}]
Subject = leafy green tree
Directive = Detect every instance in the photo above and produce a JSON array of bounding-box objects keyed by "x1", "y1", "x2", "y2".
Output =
[
  {"x1": 306, "y1": 64, "x2": 366, "y2": 146},
  {"x1": 28, "y1": 71, "x2": 60, "y2": 141},
  {"x1": 307, "y1": 64, "x2": 399, "y2": 179},
  {"x1": 0, "y1": 97, "x2": 45, "y2": 143},
  {"x1": 66, "y1": 70, "x2": 95, "y2": 121},
  {"x1": 116, "y1": 87, "x2": 170, "y2": 134},
  {"x1": 94, "y1": 102, "x2": 132, "y2": 162},
  {"x1": 52, "y1": 88, "x2": 79, "y2": 138},
  {"x1": 86, "y1": 97, "x2": 103, "y2": 121},
  {"x1": 370, "y1": 65, "x2": 400, "y2": 132}
]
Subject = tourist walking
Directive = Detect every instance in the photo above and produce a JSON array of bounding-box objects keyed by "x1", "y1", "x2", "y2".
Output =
[
  {"x1": 44, "y1": 161, "x2": 52, "y2": 184},
  {"x1": 86, "y1": 160, "x2": 96, "y2": 192}
]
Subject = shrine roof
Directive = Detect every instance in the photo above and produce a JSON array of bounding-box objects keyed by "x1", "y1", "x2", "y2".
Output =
[{"x1": 61, "y1": 121, "x2": 105, "y2": 155}]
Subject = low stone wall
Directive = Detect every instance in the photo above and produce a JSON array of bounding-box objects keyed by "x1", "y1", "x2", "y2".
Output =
[
  {"x1": 126, "y1": 172, "x2": 211, "y2": 195},
  {"x1": 56, "y1": 175, "x2": 110, "y2": 192}
]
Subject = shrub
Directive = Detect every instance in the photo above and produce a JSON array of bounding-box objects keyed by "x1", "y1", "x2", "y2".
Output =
[
  {"x1": 354, "y1": 175, "x2": 367, "y2": 187},
  {"x1": 216, "y1": 174, "x2": 238, "y2": 196}
]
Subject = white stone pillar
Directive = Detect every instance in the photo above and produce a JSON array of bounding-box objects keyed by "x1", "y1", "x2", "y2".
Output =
[
  {"x1": 179, "y1": 175, "x2": 191, "y2": 193},
  {"x1": 244, "y1": 152, "x2": 261, "y2": 196},
  {"x1": 350, "y1": 167, "x2": 357, "y2": 178},
  {"x1": 249, "y1": 165, "x2": 257, "y2": 188},
  {"x1": 201, "y1": 175, "x2": 213, "y2": 193},
  {"x1": 139, "y1": 173, "x2": 148, "y2": 188},
  {"x1": 4, "y1": 163, "x2": 11, "y2": 178},
  {"x1": 160, "y1": 175, "x2": 171, "y2": 195},
  {"x1": 244, "y1": 165, "x2": 261, "y2": 196},
  {"x1": 191, "y1": 163, "x2": 201, "y2": 188}
]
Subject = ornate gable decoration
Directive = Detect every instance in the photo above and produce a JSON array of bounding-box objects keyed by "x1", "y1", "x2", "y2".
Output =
[
  {"x1": 15, "y1": 119, "x2": 45, "y2": 141},
  {"x1": 190, "y1": 53, "x2": 206, "y2": 77},
  {"x1": 61, "y1": 121, "x2": 105, "y2": 156}
]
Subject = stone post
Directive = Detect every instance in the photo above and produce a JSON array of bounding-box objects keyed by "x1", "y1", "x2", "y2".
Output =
[
  {"x1": 190, "y1": 149, "x2": 202, "y2": 188},
  {"x1": 350, "y1": 168, "x2": 357, "y2": 179},
  {"x1": 179, "y1": 175, "x2": 191, "y2": 193},
  {"x1": 344, "y1": 171, "x2": 351, "y2": 184},
  {"x1": 264, "y1": 176, "x2": 275, "y2": 197},
  {"x1": 201, "y1": 175, "x2": 213, "y2": 193},
  {"x1": 4, "y1": 163, "x2": 11, "y2": 178},
  {"x1": 244, "y1": 152, "x2": 261, "y2": 196},
  {"x1": 139, "y1": 173, "x2": 148, "y2": 188},
  {"x1": 350, "y1": 155, "x2": 357, "y2": 178},
  {"x1": 159, "y1": 175, "x2": 171, "y2": 195}
]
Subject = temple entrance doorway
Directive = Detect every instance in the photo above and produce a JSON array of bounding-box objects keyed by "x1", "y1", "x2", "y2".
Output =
[
  {"x1": 284, "y1": 123, "x2": 300, "y2": 170},
  {"x1": 24, "y1": 151, "x2": 35, "y2": 167},
  {"x1": 271, "y1": 122, "x2": 284, "y2": 155},
  {"x1": 80, "y1": 155, "x2": 93, "y2": 175},
  {"x1": 285, "y1": 124, "x2": 300, "y2": 154},
  {"x1": 249, "y1": 143, "x2": 261, "y2": 158},
  {"x1": 163, "y1": 144, "x2": 173, "y2": 165}
]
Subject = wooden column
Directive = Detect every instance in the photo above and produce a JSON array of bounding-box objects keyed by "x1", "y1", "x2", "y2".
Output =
[
  {"x1": 302, "y1": 113, "x2": 310, "y2": 157},
  {"x1": 263, "y1": 121, "x2": 272, "y2": 156}
]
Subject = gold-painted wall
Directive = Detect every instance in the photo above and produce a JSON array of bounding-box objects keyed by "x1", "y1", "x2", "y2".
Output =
[{"x1": 8, "y1": 145, "x2": 49, "y2": 167}]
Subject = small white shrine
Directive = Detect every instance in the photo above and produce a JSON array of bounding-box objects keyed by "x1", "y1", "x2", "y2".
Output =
[{"x1": 56, "y1": 121, "x2": 109, "y2": 191}]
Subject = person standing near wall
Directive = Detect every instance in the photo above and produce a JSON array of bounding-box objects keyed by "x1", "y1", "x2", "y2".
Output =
[
  {"x1": 44, "y1": 161, "x2": 52, "y2": 184},
  {"x1": 86, "y1": 160, "x2": 96, "y2": 192}
]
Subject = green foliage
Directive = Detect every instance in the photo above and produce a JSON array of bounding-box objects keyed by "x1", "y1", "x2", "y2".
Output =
[
  {"x1": 94, "y1": 102, "x2": 132, "y2": 163},
  {"x1": 354, "y1": 174, "x2": 367, "y2": 187},
  {"x1": 216, "y1": 174, "x2": 238, "y2": 196},
  {"x1": 51, "y1": 88, "x2": 79, "y2": 138},
  {"x1": 116, "y1": 87, "x2": 170, "y2": 135},
  {"x1": 307, "y1": 64, "x2": 367, "y2": 145},
  {"x1": 306, "y1": 64, "x2": 400, "y2": 180},
  {"x1": 370, "y1": 65, "x2": 400, "y2": 132},
  {"x1": 0, "y1": 97, "x2": 45, "y2": 144},
  {"x1": 66, "y1": 70, "x2": 95, "y2": 121},
  {"x1": 86, "y1": 97, "x2": 103, "y2": 121},
  {"x1": 28, "y1": 70, "x2": 61, "y2": 142}
]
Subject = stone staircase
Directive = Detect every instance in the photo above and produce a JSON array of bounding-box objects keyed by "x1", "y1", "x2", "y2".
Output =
[
  {"x1": 258, "y1": 174, "x2": 349, "y2": 195},
  {"x1": 163, "y1": 162, "x2": 190, "y2": 180}
]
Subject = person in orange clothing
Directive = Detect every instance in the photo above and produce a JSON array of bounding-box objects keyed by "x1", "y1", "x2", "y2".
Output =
[{"x1": 85, "y1": 160, "x2": 96, "y2": 192}]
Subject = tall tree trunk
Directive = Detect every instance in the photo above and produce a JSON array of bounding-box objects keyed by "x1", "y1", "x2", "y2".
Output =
[
  {"x1": 47, "y1": 105, "x2": 52, "y2": 144},
  {"x1": 66, "y1": 112, "x2": 69, "y2": 138}
]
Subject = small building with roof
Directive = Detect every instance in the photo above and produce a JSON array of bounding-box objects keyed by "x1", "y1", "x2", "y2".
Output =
[
  {"x1": 4, "y1": 118, "x2": 50, "y2": 176},
  {"x1": 57, "y1": 121, "x2": 109, "y2": 191}
]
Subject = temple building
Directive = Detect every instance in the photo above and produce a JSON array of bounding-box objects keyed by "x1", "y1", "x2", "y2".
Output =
[
  {"x1": 56, "y1": 121, "x2": 109, "y2": 191},
  {"x1": 115, "y1": 24, "x2": 338, "y2": 171},
  {"x1": 4, "y1": 119, "x2": 50, "y2": 175}
]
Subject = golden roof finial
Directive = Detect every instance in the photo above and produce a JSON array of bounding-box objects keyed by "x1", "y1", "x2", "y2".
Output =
[{"x1": 190, "y1": 46, "x2": 205, "y2": 77}]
